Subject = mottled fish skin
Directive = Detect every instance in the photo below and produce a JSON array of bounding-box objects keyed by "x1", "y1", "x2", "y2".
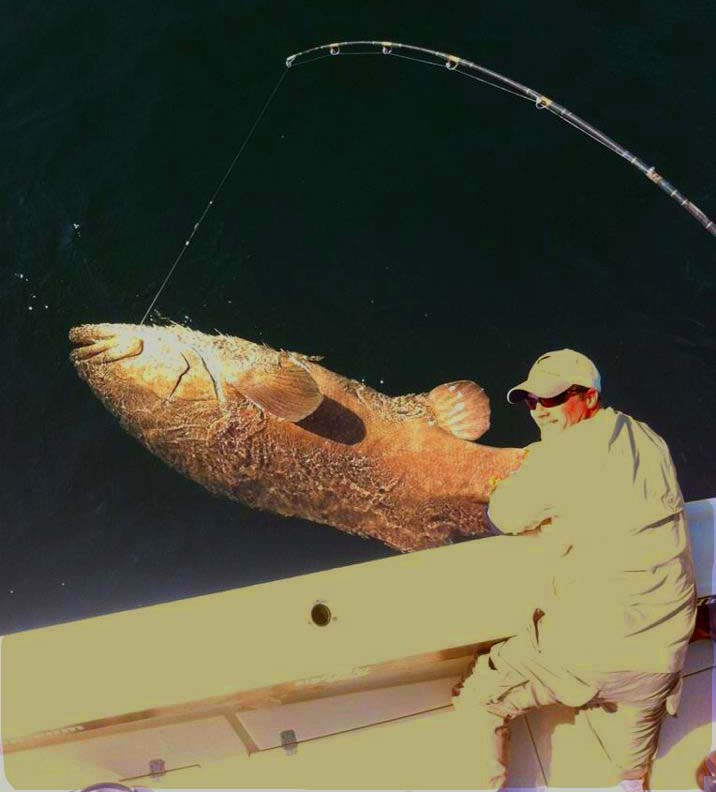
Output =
[{"x1": 69, "y1": 323, "x2": 524, "y2": 551}]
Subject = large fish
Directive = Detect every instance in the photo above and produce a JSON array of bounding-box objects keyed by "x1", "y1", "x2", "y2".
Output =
[{"x1": 69, "y1": 323, "x2": 525, "y2": 551}]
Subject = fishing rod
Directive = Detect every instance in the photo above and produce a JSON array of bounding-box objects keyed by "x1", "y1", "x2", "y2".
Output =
[
  {"x1": 141, "y1": 40, "x2": 713, "y2": 321},
  {"x1": 286, "y1": 40, "x2": 715, "y2": 237}
]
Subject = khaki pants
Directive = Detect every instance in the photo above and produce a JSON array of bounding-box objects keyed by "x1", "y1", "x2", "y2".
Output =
[{"x1": 451, "y1": 629, "x2": 680, "y2": 790}]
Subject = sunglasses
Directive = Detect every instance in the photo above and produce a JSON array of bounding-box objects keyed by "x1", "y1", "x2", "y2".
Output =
[{"x1": 524, "y1": 385, "x2": 588, "y2": 410}]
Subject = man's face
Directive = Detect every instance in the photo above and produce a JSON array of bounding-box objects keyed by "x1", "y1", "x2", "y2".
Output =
[{"x1": 529, "y1": 387, "x2": 600, "y2": 439}]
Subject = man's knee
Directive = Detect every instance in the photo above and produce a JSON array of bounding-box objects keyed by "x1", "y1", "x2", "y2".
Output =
[{"x1": 453, "y1": 649, "x2": 530, "y2": 715}]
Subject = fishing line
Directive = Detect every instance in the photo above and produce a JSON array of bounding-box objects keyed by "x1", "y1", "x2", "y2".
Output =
[
  {"x1": 451, "y1": 67, "x2": 535, "y2": 102},
  {"x1": 140, "y1": 68, "x2": 289, "y2": 325},
  {"x1": 557, "y1": 111, "x2": 630, "y2": 160},
  {"x1": 385, "y1": 51, "x2": 533, "y2": 102}
]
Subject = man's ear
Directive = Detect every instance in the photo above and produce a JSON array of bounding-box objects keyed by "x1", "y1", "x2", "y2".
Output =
[{"x1": 586, "y1": 389, "x2": 600, "y2": 409}]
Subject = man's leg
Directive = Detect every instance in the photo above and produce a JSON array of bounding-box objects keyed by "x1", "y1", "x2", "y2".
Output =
[
  {"x1": 452, "y1": 635, "x2": 575, "y2": 790},
  {"x1": 580, "y1": 671, "x2": 680, "y2": 790},
  {"x1": 451, "y1": 685, "x2": 511, "y2": 791}
]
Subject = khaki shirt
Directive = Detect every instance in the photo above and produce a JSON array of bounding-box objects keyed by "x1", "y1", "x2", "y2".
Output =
[{"x1": 487, "y1": 407, "x2": 697, "y2": 673}]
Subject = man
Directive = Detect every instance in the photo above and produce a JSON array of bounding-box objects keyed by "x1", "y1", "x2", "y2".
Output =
[{"x1": 452, "y1": 349, "x2": 696, "y2": 791}]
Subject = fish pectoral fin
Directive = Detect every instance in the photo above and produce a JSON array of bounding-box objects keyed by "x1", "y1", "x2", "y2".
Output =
[
  {"x1": 234, "y1": 355, "x2": 324, "y2": 422},
  {"x1": 427, "y1": 380, "x2": 491, "y2": 441}
]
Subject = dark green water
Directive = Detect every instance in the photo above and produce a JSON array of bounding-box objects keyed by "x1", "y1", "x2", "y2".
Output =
[{"x1": 1, "y1": 2, "x2": 714, "y2": 633}]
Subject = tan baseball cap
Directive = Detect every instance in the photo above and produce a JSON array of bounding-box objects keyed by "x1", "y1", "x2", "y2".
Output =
[{"x1": 506, "y1": 349, "x2": 601, "y2": 404}]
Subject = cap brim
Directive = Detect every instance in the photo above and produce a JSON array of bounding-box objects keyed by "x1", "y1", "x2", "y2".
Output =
[
  {"x1": 506, "y1": 385, "x2": 529, "y2": 404},
  {"x1": 506, "y1": 374, "x2": 571, "y2": 404}
]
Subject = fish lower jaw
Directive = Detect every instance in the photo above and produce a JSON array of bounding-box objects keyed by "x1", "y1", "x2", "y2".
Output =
[{"x1": 70, "y1": 332, "x2": 144, "y2": 366}]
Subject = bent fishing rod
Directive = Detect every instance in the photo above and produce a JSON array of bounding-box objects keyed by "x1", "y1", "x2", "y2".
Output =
[
  {"x1": 286, "y1": 41, "x2": 714, "y2": 237},
  {"x1": 141, "y1": 40, "x2": 713, "y2": 323}
]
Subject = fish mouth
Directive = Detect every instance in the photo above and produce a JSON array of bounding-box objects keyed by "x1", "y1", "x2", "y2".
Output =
[{"x1": 69, "y1": 326, "x2": 144, "y2": 365}]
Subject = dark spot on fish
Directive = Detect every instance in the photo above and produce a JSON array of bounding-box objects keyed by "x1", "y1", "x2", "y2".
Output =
[{"x1": 297, "y1": 396, "x2": 366, "y2": 445}]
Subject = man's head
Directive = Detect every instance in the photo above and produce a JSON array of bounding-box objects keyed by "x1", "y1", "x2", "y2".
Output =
[{"x1": 507, "y1": 349, "x2": 602, "y2": 439}]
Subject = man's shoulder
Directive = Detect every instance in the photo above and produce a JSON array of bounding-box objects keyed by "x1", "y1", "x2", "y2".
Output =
[
  {"x1": 602, "y1": 408, "x2": 684, "y2": 503},
  {"x1": 581, "y1": 407, "x2": 662, "y2": 446},
  {"x1": 606, "y1": 407, "x2": 671, "y2": 450}
]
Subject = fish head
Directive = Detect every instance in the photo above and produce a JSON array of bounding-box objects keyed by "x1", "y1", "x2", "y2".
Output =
[
  {"x1": 68, "y1": 322, "x2": 276, "y2": 484},
  {"x1": 69, "y1": 322, "x2": 322, "y2": 470},
  {"x1": 70, "y1": 320, "x2": 320, "y2": 410},
  {"x1": 68, "y1": 322, "x2": 235, "y2": 407},
  {"x1": 69, "y1": 321, "x2": 272, "y2": 454}
]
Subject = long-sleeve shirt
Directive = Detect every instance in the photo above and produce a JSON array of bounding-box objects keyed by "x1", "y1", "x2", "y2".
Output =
[{"x1": 487, "y1": 406, "x2": 696, "y2": 674}]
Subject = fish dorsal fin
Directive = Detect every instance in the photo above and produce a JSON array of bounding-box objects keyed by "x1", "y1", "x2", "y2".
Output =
[
  {"x1": 427, "y1": 380, "x2": 490, "y2": 441},
  {"x1": 235, "y1": 353, "x2": 323, "y2": 422}
]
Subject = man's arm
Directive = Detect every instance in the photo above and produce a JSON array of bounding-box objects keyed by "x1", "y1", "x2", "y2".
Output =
[{"x1": 487, "y1": 444, "x2": 556, "y2": 535}]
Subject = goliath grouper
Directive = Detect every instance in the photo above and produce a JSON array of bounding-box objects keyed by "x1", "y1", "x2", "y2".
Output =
[{"x1": 69, "y1": 323, "x2": 525, "y2": 551}]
